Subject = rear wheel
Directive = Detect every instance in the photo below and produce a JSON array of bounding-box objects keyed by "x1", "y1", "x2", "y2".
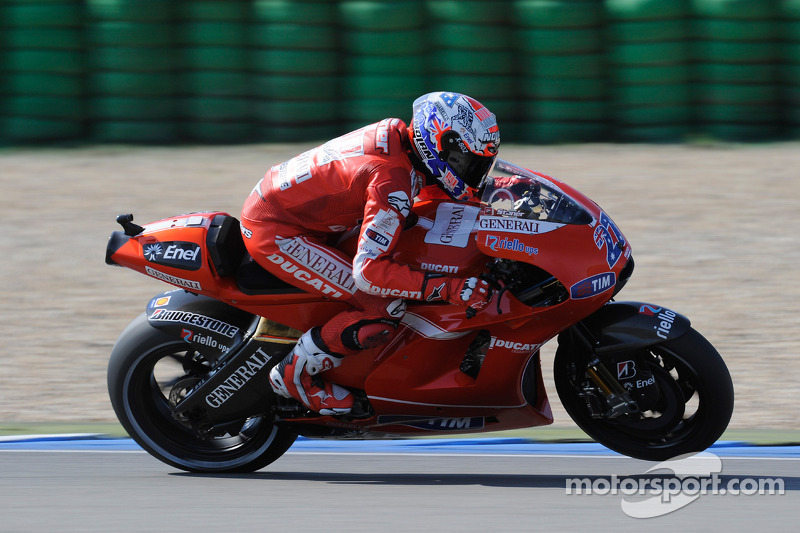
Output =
[
  {"x1": 108, "y1": 313, "x2": 296, "y2": 473},
  {"x1": 554, "y1": 328, "x2": 733, "y2": 461}
]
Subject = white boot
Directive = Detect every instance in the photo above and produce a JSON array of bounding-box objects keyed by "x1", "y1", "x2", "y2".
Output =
[{"x1": 269, "y1": 328, "x2": 353, "y2": 415}]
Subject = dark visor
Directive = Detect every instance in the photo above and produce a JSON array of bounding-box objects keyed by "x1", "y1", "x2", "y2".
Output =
[{"x1": 444, "y1": 150, "x2": 496, "y2": 188}]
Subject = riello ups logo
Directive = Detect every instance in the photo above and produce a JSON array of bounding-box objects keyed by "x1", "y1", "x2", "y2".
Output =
[{"x1": 143, "y1": 241, "x2": 202, "y2": 271}]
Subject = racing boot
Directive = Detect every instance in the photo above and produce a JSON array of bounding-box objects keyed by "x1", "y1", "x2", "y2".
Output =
[{"x1": 268, "y1": 327, "x2": 354, "y2": 416}]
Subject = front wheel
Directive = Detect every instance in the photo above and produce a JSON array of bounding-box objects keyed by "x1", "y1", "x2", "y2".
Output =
[
  {"x1": 108, "y1": 313, "x2": 297, "y2": 473},
  {"x1": 554, "y1": 327, "x2": 734, "y2": 461}
]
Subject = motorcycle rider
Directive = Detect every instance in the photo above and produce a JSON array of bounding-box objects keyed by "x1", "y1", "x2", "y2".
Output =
[{"x1": 240, "y1": 92, "x2": 500, "y2": 416}]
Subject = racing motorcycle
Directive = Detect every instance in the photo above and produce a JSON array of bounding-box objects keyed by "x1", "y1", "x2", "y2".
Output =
[{"x1": 105, "y1": 159, "x2": 734, "y2": 472}]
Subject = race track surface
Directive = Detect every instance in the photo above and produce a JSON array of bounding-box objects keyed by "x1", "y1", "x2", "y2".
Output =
[{"x1": 0, "y1": 437, "x2": 797, "y2": 532}]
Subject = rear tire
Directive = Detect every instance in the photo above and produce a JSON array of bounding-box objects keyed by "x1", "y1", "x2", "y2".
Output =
[
  {"x1": 108, "y1": 313, "x2": 297, "y2": 473},
  {"x1": 555, "y1": 327, "x2": 734, "y2": 461}
]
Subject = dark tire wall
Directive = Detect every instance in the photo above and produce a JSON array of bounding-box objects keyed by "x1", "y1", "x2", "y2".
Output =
[{"x1": 1, "y1": 0, "x2": 799, "y2": 145}]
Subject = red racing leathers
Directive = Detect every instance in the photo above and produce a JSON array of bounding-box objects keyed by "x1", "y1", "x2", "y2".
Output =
[{"x1": 241, "y1": 119, "x2": 433, "y2": 356}]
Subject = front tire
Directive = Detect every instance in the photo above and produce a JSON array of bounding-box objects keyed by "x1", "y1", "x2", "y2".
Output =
[
  {"x1": 554, "y1": 327, "x2": 734, "y2": 461},
  {"x1": 108, "y1": 313, "x2": 297, "y2": 473}
]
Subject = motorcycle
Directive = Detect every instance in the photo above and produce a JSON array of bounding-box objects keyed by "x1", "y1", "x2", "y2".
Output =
[{"x1": 105, "y1": 159, "x2": 734, "y2": 473}]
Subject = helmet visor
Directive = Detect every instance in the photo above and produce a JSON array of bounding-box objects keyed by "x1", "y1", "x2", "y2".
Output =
[{"x1": 444, "y1": 150, "x2": 496, "y2": 189}]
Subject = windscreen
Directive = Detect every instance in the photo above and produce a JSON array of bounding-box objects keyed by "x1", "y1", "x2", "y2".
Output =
[{"x1": 480, "y1": 174, "x2": 593, "y2": 225}]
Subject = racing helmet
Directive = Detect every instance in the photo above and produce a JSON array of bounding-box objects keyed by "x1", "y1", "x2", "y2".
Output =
[{"x1": 409, "y1": 92, "x2": 500, "y2": 201}]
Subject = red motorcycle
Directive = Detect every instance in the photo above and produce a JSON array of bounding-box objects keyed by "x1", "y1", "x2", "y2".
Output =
[{"x1": 105, "y1": 159, "x2": 733, "y2": 472}]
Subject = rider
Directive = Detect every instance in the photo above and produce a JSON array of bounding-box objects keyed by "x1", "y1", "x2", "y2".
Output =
[{"x1": 240, "y1": 92, "x2": 500, "y2": 416}]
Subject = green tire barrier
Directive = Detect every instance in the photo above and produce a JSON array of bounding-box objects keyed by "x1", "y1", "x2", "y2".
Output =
[
  {"x1": 4, "y1": 0, "x2": 800, "y2": 145},
  {"x1": 179, "y1": 122, "x2": 254, "y2": 144},
  {"x1": 4, "y1": 97, "x2": 84, "y2": 120},
  {"x1": 4, "y1": 73, "x2": 83, "y2": 96},
  {"x1": 433, "y1": 50, "x2": 515, "y2": 75},
  {"x1": 614, "y1": 105, "x2": 691, "y2": 125},
  {"x1": 90, "y1": 122, "x2": 179, "y2": 143},
  {"x1": 694, "y1": 83, "x2": 778, "y2": 105},
  {"x1": 1, "y1": 117, "x2": 83, "y2": 142},
  {"x1": 181, "y1": 1, "x2": 250, "y2": 21},
  {"x1": 345, "y1": 55, "x2": 427, "y2": 74},
  {"x1": 255, "y1": 123, "x2": 342, "y2": 143},
  {"x1": 343, "y1": 30, "x2": 428, "y2": 55},
  {"x1": 1, "y1": 1, "x2": 85, "y2": 142},
  {"x1": 86, "y1": 0, "x2": 174, "y2": 22},
  {"x1": 90, "y1": 97, "x2": 177, "y2": 120},
  {"x1": 254, "y1": 100, "x2": 339, "y2": 124},
  {"x1": 251, "y1": 24, "x2": 337, "y2": 49},
  {"x1": 516, "y1": 28, "x2": 602, "y2": 54},
  {"x1": 182, "y1": 72, "x2": 251, "y2": 97},
  {"x1": 523, "y1": 77, "x2": 606, "y2": 100},
  {"x1": 1, "y1": 3, "x2": 84, "y2": 27},
  {"x1": 431, "y1": 75, "x2": 517, "y2": 101},
  {"x1": 605, "y1": 0, "x2": 689, "y2": 20},
  {"x1": 694, "y1": 63, "x2": 776, "y2": 83},
  {"x1": 528, "y1": 100, "x2": 609, "y2": 121},
  {"x1": 692, "y1": 0, "x2": 777, "y2": 19},
  {"x1": 613, "y1": 84, "x2": 689, "y2": 106},
  {"x1": 694, "y1": 19, "x2": 776, "y2": 41},
  {"x1": 5, "y1": 27, "x2": 83, "y2": 49},
  {"x1": 344, "y1": 98, "x2": 414, "y2": 128},
  {"x1": 696, "y1": 104, "x2": 779, "y2": 123},
  {"x1": 343, "y1": 74, "x2": 428, "y2": 99},
  {"x1": 426, "y1": 0, "x2": 510, "y2": 24},
  {"x1": 252, "y1": 0, "x2": 337, "y2": 24},
  {"x1": 608, "y1": 20, "x2": 687, "y2": 42},
  {"x1": 525, "y1": 121, "x2": 608, "y2": 143},
  {"x1": 88, "y1": 72, "x2": 177, "y2": 96},
  {"x1": 614, "y1": 65, "x2": 689, "y2": 84},
  {"x1": 704, "y1": 123, "x2": 780, "y2": 141},
  {"x1": 609, "y1": 42, "x2": 688, "y2": 66},
  {"x1": 251, "y1": 50, "x2": 339, "y2": 74},
  {"x1": 181, "y1": 47, "x2": 249, "y2": 71},
  {"x1": 252, "y1": 74, "x2": 339, "y2": 100},
  {"x1": 89, "y1": 22, "x2": 173, "y2": 47},
  {"x1": 340, "y1": 1, "x2": 426, "y2": 30},
  {"x1": 180, "y1": 22, "x2": 249, "y2": 46},
  {"x1": 182, "y1": 98, "x2": 251, "y2": 121},
  {"x1": 432, "y1": 23, "x2": 511, "y2": 50},
  {"x1": 615, "y1": 125, "x2": 690, "y2": 142},
  {"x1": 5, "y1": 50, "x2": 84, "y2": 74},
  {"x1": 529, "y1": 54, "x2": 605, "y2": 78},
  {"x1": 91, "y1": 48, "x2": 175, "y2": 71},
  {"x1": 513, "y1": 0, "x2": 602, "y2": 28}
]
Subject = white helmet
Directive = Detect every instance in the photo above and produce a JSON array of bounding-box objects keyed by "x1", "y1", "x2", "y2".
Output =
[{"x1": 409, "y1": 92, "x2": 500, "y2": 200}]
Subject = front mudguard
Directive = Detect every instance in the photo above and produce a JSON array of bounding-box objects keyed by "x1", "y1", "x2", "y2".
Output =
[
  {"x1": 559, "y1": 301, "x2": 692, "y2": 356},
  {"x1": 144, "y1": 290, "x2": 257, "y2": 364}
]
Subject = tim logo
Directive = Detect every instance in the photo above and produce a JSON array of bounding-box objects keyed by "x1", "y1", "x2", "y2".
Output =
[{"x1": 617, "y1": 360, "x2": 637, "y2": 379}]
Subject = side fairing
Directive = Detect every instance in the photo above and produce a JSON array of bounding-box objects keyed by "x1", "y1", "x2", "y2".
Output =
[{"x1": 145, "y1": 290, "x2": 255, "y2": 363}]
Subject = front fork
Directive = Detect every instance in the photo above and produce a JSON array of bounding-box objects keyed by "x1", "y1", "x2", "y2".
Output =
[
  {"x1": 569, "y1": 323, "x2": 640, "y2": 419},
  {"x1": 583, "y1": 356, "x2": 640, "y2": 418}
]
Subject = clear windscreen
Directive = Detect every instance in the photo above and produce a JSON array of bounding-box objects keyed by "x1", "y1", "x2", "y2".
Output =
[{"x1": 481, "y1": 167, "x2": 593, "y2": 225}]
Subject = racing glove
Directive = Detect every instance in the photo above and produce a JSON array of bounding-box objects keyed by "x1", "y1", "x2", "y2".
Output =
[{"x1": 422, "y1": 275, "x2": 493, "y2": 316}]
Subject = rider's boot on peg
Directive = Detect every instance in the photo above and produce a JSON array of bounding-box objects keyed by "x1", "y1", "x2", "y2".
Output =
[{"x1": 268, "y1": 327, "x2": 353, "y2": 415}]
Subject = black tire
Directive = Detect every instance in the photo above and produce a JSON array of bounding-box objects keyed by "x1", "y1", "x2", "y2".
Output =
[
  {"x1": 554, "y1": 327, "x2": 734, "y2": 461},
  {"x1": 107, "y1": 313, "x2": 297, "y2": 473}
]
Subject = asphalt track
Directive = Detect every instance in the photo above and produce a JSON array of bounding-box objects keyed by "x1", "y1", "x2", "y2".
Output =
[{"x1": 0, "y1": 437, "x2": 797, "y2": 532}]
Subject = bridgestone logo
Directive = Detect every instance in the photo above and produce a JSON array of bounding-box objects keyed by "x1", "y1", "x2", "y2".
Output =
[
  {"x1": 145, "y1": 266, "x2": 202, "y2": 290},
  {"x1": 150, "y1": 308, "x2": 239, "y2": 338}
]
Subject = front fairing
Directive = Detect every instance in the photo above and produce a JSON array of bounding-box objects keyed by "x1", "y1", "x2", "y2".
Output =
[{"x1": 477, "y1": 162, "x2": 632, "y2": 304}]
